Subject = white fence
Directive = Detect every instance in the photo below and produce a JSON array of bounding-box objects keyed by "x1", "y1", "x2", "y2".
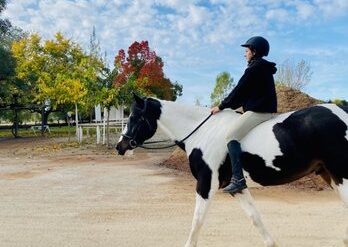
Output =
[
  {"x1": 74, "y1": 105, "x2": 127, "y2": 144},
  {"x1": 77, "y1": 119, "x2": 127, "y2": 144}
]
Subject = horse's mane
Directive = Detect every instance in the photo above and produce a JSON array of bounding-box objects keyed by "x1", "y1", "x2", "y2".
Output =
[{"x1": 156, "y1": 99, "x2": 211, "y2": 120}]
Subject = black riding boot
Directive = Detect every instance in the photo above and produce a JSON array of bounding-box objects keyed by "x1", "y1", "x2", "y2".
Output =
[{"x1": 223, "y1": 140, "x2": 247, "y2": 194}]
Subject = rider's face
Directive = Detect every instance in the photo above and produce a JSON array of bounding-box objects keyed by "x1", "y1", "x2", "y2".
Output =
[{"x1": 245, "y1": 47, "x2": 254, "y2": 62}]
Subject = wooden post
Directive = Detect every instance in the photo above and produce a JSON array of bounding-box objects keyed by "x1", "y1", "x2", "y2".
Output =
[
  {"x1": 96, "y1": 125, "x2": 100, "y2": 144},
  {"x1": 102, "y1": 112, "x2": 106, "y2": 145},
  {"x1": 75, "y1": 103, "x2": 79, "y2": 141},
  {"x1": 79, "y1": 127, "x2": 83, "y2": 143}
]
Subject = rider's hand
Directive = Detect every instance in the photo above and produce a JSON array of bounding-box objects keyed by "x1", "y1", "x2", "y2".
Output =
[{"x1": 210, "y1": 106, "x2": 221, "y2": 115}]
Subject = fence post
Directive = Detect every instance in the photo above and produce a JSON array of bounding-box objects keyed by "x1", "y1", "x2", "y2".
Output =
[
  {"x1": 102, "y1": 119, "x2": 106, "y2": 145},
  {"x1": 78, "y1": 126, "x2": 83, "y2": 143},
  {"x1": 96, "y1": 126, "x2": 100, "y2": 144}
]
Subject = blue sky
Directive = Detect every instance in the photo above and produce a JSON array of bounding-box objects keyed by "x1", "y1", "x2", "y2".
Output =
[{"x1": 3, "y1": 0, "x2": 348, "y2": 105}]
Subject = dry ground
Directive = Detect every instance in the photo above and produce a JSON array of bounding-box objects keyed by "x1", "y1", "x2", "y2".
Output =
[{"x1": 0, "y1": 137, "x2": 347, "y2": 247}]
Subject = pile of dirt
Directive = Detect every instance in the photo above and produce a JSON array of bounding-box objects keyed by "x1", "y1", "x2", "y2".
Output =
[
  {"x1": 161, "y1": 86, "x2": 329, "y2": 190},
  {"x1": 160, "y1": 147, "x2": 191, "y2": 173},
  {"x1": 276, "y1": 85, "x2": 322, "y2": 113}
]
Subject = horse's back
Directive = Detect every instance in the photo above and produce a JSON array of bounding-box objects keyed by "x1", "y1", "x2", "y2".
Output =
[
  {"x1": 243, "y1": 104, "x2": 348, "y2": 148},
  {"x1": 240, "y1": 104, "x2": 348, "y2": 186}
]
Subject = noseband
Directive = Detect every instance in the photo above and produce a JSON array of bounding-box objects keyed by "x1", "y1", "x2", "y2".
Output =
[{"x1": 122, "y1": 115, "x2": 153, "y2": 148}]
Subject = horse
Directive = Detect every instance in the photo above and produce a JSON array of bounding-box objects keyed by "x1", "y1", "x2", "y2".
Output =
[{"x1": 116, "y1": 94, "x2": 348, "y2": 247}]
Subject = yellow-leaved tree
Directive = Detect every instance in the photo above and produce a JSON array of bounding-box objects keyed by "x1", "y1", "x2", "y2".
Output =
[{"x1": 12, "y1": 32, "x2": 104, "y2": 134}]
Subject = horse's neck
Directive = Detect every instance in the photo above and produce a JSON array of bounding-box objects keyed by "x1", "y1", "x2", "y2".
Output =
[{"x1": 157, "y1": 100, "x2": 211, "y2": 141}]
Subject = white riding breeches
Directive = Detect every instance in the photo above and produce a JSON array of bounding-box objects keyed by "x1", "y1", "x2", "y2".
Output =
[{"x1": 225, "y1": 111, "x2": 274, "y2": 143}]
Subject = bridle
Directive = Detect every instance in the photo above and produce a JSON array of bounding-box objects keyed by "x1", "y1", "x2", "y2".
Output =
[
  {"x1": 122, "y1": 115, "x2": 154, "y2": 148},
  {"x1": 121, "y1": 99, "x2": 213, "y2": 150}
]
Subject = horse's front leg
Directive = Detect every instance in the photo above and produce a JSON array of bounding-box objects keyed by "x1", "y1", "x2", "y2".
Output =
[
  {"x1": 234, "y1": 189, "x2": 278, "y2": 247},
  {"x1": 184, "y1": 193, "x2": 211, "y2": 247},
  {"x1": 184, "y1": 172, "x2": 218, "y2": 247}
]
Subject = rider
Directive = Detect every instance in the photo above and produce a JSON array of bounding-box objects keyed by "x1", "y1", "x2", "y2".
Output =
[{"x1": 210, "y1": 36, "x2": 277, "y2": 194}]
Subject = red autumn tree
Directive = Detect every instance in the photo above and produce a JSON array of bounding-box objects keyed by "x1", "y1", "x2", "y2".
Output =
[{"x1": 113, "y1": 41, "x2": 182, "y2": 100}]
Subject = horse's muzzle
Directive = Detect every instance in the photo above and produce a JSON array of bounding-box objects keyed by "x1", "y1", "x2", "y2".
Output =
[{"x1": 115, "y1": 142, "x2": 127, "y2": 155}]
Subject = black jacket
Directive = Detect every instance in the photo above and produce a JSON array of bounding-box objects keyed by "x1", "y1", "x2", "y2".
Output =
[{"x1": 219, "y1": 58, "x2": 277, "y2": 113}]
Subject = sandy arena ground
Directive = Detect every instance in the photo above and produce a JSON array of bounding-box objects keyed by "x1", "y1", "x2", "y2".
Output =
[{"x1": 0, "y1": 137, "x2": 347, "y2": 247}]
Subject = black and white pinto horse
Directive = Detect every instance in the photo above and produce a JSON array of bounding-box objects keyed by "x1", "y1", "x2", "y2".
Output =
[{"x1": 116, "y1": 94, "x2": 348, "y2": 247}]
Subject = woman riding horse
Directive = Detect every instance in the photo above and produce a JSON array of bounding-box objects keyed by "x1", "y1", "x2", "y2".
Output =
[{"x1": 210, "y1": 36, "x2": 278, "y2": 194}]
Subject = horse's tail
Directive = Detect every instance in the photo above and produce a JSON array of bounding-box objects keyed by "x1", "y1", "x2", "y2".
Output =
[{"x1": 312, "y1": 104, "x2": 348, "y2": 187}]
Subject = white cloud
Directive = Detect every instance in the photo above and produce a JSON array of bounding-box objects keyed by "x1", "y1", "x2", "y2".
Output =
[
  {"x1": 266, "y1": 8, "x2": 291, "y2": 22},
  {"x1": 285, "y1": 48, "x2": 337, "y2": 57},
  {"x1": 294, "y1": 2, "x2": 315, "y2": 20},
  {"x1": 3, "y1": 0, "x2": 348, "y2": 103},
  {"x1": 155, "y1": 0, "x2": 199, "y2": 11},
  {"x1": 4, "y1": 0, "x2": 346, "y2": 56},
  {"x1": 314, "y1": 0, "x2": 348, "y2": 18}
]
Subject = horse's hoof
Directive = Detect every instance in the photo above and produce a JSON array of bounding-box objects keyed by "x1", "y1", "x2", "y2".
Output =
[
  {"x1": 264, "y1": 239, "x2": 278, "y2": 247},
  {"x1": 184, "y1": 241, "x2": 196, "y2": 247}
]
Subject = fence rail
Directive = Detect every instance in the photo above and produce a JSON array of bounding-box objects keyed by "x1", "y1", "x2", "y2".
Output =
[{"x1": 78, "y1": 118, "x2": 128, "y2": 144}]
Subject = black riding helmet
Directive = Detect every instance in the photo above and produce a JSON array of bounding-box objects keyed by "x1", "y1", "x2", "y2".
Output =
[{"x1": 241, "y1": 36, "x2": 270, "y2": 57}]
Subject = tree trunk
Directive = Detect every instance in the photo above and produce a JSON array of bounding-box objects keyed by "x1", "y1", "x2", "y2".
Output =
[
  {"x1": 12, "y1": 108, "x2": 19, "y2": 138},
  {"x1": 67, "y1": 116, "x2": 71, "y2": 142},
  {"x1": 75, "y1": 103, "x2": 79, "y2": 141},
  {"x1": 89, "y1": 108, "x2": 93, "y2": 123},
  {"x1": 40, "y1": 109, "x2": 51, "y2": 136}
]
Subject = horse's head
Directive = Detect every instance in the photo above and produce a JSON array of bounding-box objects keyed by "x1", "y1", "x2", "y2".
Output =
[{"x1": 116, "y1": 93, "x2": 162, "y2": 155}]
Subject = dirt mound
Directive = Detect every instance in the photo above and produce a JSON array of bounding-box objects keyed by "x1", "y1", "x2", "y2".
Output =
[
  {"x1": 276, "y1": 85, "x2": 322, "y2": 113},
  {"x1": 161, "y1": 147, "x2": 191, "y2": 173},
  {"x1": 161, "y1": 86, "x2": 329, "y2": 190}
]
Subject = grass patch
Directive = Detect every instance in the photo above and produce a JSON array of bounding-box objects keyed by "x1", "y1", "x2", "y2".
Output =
[{"x1": 0, "y1": 126, "x2": 75, "y2": 138}]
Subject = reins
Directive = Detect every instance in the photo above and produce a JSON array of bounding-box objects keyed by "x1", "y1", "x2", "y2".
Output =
[{"x1": 138, "y1": 113, "x2": 213, "y2": 150}]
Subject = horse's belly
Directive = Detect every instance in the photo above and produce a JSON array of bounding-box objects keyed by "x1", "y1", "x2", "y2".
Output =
[
  {"x1": 239, "y1": 113, "x2": 312, "y2": 185},
  {"x1": 241, "y1": 118, "x2": 285, "y2": 171}
]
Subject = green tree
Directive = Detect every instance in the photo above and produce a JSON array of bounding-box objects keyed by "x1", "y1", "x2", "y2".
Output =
[
  {"x1": 0, "y1": 0, "x2": 11, "y2": 35},
  {"x1": 96, "y1": 67, "x2": 120, "y2": 146},
  {"x1": 210, "y1": 71, "x2": 234, "y2": 106},
  {"x1": 330, "y1": 99, "x2": 348, "y2": 107},
  {"x1": 0, "y1": 0, "x2": 27, "y2": 136},
  {"x1": 0, "y1": 44, "x2": 16, "y2": 105},
  {"x1": 0, "y1": 0, "x2": 15, "y2": 106},
  {"x1": 11, "y1": 32, "x2": 104, "y2": 127}
]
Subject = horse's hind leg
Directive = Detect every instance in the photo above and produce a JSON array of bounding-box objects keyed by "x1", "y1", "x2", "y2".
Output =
[
  {"x1": 336, "y1": 179, "x2": 348, "y2": 246},
  {"x1": 234, "y1": 189, "x2": 278, "y2": 247},
  {"x1": 323, "y1": 154, "x2": 348, "y2": 246},
  {"x1": 337, "y1": 180, "x2": 348, "y2": 205}
]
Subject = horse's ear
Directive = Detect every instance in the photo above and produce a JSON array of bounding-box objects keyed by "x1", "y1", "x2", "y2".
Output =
[{"x1": 133, "y1": 92, "x2": 144, "y2": 108}]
